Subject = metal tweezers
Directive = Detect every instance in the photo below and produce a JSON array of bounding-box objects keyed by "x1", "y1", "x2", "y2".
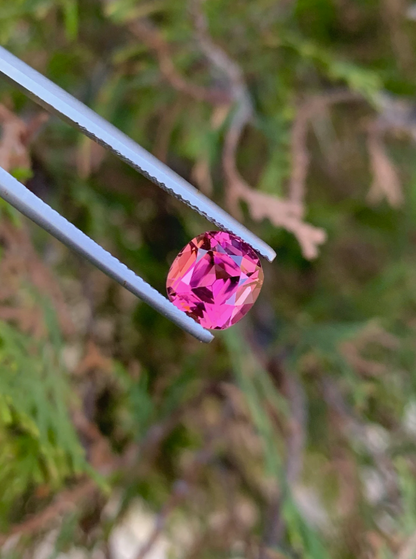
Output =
[{"x1": 0, "y1": 46, "x2": 276, "y2": 343}]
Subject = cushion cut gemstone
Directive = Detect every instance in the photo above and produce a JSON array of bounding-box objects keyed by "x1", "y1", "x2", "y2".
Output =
[{"x1": 166, "y1": 231, "x2": 264, "y2": 330}]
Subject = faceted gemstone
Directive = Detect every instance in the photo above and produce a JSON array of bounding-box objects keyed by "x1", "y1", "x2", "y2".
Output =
[{"x1": 166, "y1": 231, "x2": 264, "y2": 330}]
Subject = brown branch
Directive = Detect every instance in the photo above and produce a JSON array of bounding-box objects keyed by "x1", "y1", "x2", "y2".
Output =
[
  {"x1": 0, "y1": 220, "x2": 75, "y2": 337},
  {"x1": 362, "y1": 94, "x2": 416, "y2": 207},
  {"x1": 119, "y1": 381, "x2": 221, "y2": 473},
  {"x1": 0, "y1": 387, "x2": 123, "y2": 546},
  {"x1": 0, "y1": 479, "x2": 96, "y2": 546},
  {"x1": 282, "y1": 373, "x2": 307, "y2": 487},
  {"x1": 134, "y1": 479, "x2": 191, "y2": 559},
  {"x1": 128, "y1": 19, "x2": 230, "y2": 105},
  {"x1": 132, "y1": 4, "x2": 365, "y2": 259},
  {"x1": 341, "y1": 340, "x2": 387, "y2": 378},
  {"x1": 0, "y1": 105, "x2": 47, "y2": 172},
  {"x1": 366, "y1": 121, "x2": 403, "y2": 207},
  {"x1": 191, "y1": 0, "x2": 246, "y2": 97},
  {"x1": 194, "y1": 14, "x2": 367, "y2": 260},
  {"x1": 397, "y1": 530, "x2": 416, "y2": 559},
  {"x1": 221, "y1": 88, "x2": 327, "y2": 259},
  {"x1": 289, "y1": 90, "x2": 361, "y2": 206},
  {"x1": 134, "y1": 408, "x2": 229, "y2": 559},
  {"x1": 190, "y1": 0, "x2": 328, "y2": 259},
  {"x1": 0, "y1": 384, "x2": 219, "y2": 548},
  {"x1": 256, "y1": 347, "x2": 307, "y2": 554},
  {"x1": 321, "y1": 377, "x2": 398, "y2": 507},
  {"x1": 381, "y1": 0, "x2": 415, "y2": 77}
]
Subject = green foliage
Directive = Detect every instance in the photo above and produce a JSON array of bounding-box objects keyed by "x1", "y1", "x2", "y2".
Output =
[
  {"x1": 0, "y1": 0, "x2": 416, "y2": 557},
  {"x1": 0, "y1": 298, "x2": 86, "y2": 528},
  {"x1": 0, "y1": 0, "x2": 78, "y2": 42},
  {"x1": 275, "y1": 31, "x2": 384, "y2": 103}
]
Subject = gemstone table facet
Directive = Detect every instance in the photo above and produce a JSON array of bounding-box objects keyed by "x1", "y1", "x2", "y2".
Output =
[{"x1": 166, "y1": 231, "x2": 264, "y2": 330}]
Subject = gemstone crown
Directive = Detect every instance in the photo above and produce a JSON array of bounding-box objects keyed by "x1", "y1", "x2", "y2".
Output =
[{"x1": 166, "y1": 231, "x2": 264, "y2": 330}]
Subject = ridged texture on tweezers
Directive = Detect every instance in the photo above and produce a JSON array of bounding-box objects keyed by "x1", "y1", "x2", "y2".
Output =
[
  {"x1": 0, "y1": 167, "x2": 214, "y2": 343},
  {"x1": 0, "y1": 46, "x2": 276, "y2": 263}
]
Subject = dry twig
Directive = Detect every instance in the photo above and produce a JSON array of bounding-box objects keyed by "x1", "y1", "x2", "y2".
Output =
[
  {"x1": 381, "y1": 0, "x2": 415, "y2": 76},
  {"x1": 0, "y1": 105, "x2": 47, "y2": 172},
  {"x1": 367, "y1": 121, "x2": 403, "y2": 207},
  {"x1": 397, "y1": 529, "x2": 416, "y2": 559},
  {"x1": 289, "y1": 90, "x2": 361, "y2": 205},
  {"x1": 0, "y1": 220, "x2": 74, "y2": 337},
  {"x1": 191, "y1": 0, "x2": 328, "y2": 259},
  {"x1": 0, "y1": 479, "x2": 96, "y2": 547},
  {"x1": 262, "y1": 357, "x2": 307, "y2": 552},
  {"x1": 134, "y1": 405, "x2": 230, "y2": 559},
  {"x1": 128, "y1": 19, "x2": 230, "y2": 105}
]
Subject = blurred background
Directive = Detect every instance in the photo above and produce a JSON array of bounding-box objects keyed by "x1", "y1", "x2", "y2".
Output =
[{"x1": 0, "y1": 0, "x2": 416, "y2": 557}]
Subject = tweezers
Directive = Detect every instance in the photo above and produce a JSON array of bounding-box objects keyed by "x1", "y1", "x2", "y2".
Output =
[{"x1": 0, "y1": 46, "x2": 276, "y2": 343}]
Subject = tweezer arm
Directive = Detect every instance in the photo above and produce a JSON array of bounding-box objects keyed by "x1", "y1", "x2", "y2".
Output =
[
  {"x1": 0, "y1": 167, "x2": 214, "y2": 343},
  {"x1": 0, "y1": 46, "x2": 276, "y2": 263}
]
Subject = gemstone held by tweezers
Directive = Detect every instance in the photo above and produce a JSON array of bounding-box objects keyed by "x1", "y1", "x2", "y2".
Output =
[{"x1": 167, "y1": 231, "x2": 264, "y2": 330}]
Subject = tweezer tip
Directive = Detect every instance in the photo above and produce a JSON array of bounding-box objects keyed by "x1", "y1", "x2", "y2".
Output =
[
  {"x1": 203, "y1": 333, "x2": 214, "y2": 343},
  {"x1": 196, "y1": 327, "x2": 214, "y2": 343},
  {"x1": 266, "y1": 247, "x2": 277, "y2": 263},
  {"x1": 255, "y1": 242, "x2": 276, "y2": 263}
]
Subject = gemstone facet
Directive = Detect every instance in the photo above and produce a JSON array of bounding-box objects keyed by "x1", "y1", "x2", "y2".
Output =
[{"x1": 166, "y1": 231, "x2": 264, "y2": 330}]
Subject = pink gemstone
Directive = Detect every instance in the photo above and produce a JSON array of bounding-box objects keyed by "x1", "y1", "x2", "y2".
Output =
[{"x1": 166, "y1": 231, "x2": 264, "y2": 330}]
